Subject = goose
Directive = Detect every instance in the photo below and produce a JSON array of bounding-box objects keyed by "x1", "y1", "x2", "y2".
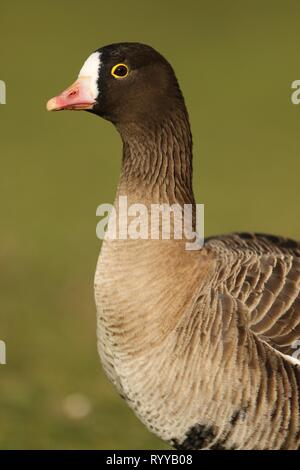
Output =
[{"x1": 47, "y1": 42, "x2": 300, "y2": 450}]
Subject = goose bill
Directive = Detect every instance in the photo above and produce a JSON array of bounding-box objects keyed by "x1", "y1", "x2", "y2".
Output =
[{"x1": 47, "y1": 77, "x2": 96, "y2": 111}]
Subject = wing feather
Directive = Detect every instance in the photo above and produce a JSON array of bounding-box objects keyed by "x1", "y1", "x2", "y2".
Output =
[{"x1": 205, "y1": 233, "x2": 300, "y2": 357}]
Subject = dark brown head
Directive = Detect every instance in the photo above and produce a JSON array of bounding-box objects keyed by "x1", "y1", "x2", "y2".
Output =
[{"x1": 47, "y1": 42, "x2": 187, "y2": 126}]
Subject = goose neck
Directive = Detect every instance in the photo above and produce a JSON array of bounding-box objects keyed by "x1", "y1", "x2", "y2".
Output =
[{"x1": 117, "y1": 111, "x2": 195, "y2": 205}]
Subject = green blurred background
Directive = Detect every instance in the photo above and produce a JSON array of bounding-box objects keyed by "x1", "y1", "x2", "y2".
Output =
[{"x1": 1, "y1": 0, "x2": 300, "y2": 449}]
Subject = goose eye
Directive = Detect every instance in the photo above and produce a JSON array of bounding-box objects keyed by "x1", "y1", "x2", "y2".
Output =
[{"x1": 111, "y1": 64, "x2": 129, "y2": 79}]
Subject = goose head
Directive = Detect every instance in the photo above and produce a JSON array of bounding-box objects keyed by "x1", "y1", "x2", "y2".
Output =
[{"x1": 47, "y1": 42, "x2": 185, "y2": 126}]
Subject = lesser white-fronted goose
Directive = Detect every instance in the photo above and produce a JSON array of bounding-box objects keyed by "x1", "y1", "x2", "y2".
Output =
[{"x1": 47, "y1": 43, "x2": 300, "y2": 450}]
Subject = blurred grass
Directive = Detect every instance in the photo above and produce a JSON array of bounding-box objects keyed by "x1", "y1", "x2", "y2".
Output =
[{"x1": 1, "y1": 0, "x2": 300, "y2": 449}]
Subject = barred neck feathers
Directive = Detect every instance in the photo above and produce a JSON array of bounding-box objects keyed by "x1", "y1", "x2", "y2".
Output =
[{"x1": 117, "y1": 109, "x2": 194, "y2": 206}]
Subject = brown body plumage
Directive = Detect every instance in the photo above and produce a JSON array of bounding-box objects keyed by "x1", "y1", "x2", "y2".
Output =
[{"x1": 48, "y1": 43, "x2": 300, "y2": 449}]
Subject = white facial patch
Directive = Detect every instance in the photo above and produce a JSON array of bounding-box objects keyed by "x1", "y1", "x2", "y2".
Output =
[{"x1": 78, "y1": 51, "x2": 101, "y2": 100}]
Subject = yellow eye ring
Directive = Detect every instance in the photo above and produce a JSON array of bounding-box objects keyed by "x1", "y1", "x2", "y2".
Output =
[{"x1": 111, "y1": 63, "x2": 129, "y2": 79}]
